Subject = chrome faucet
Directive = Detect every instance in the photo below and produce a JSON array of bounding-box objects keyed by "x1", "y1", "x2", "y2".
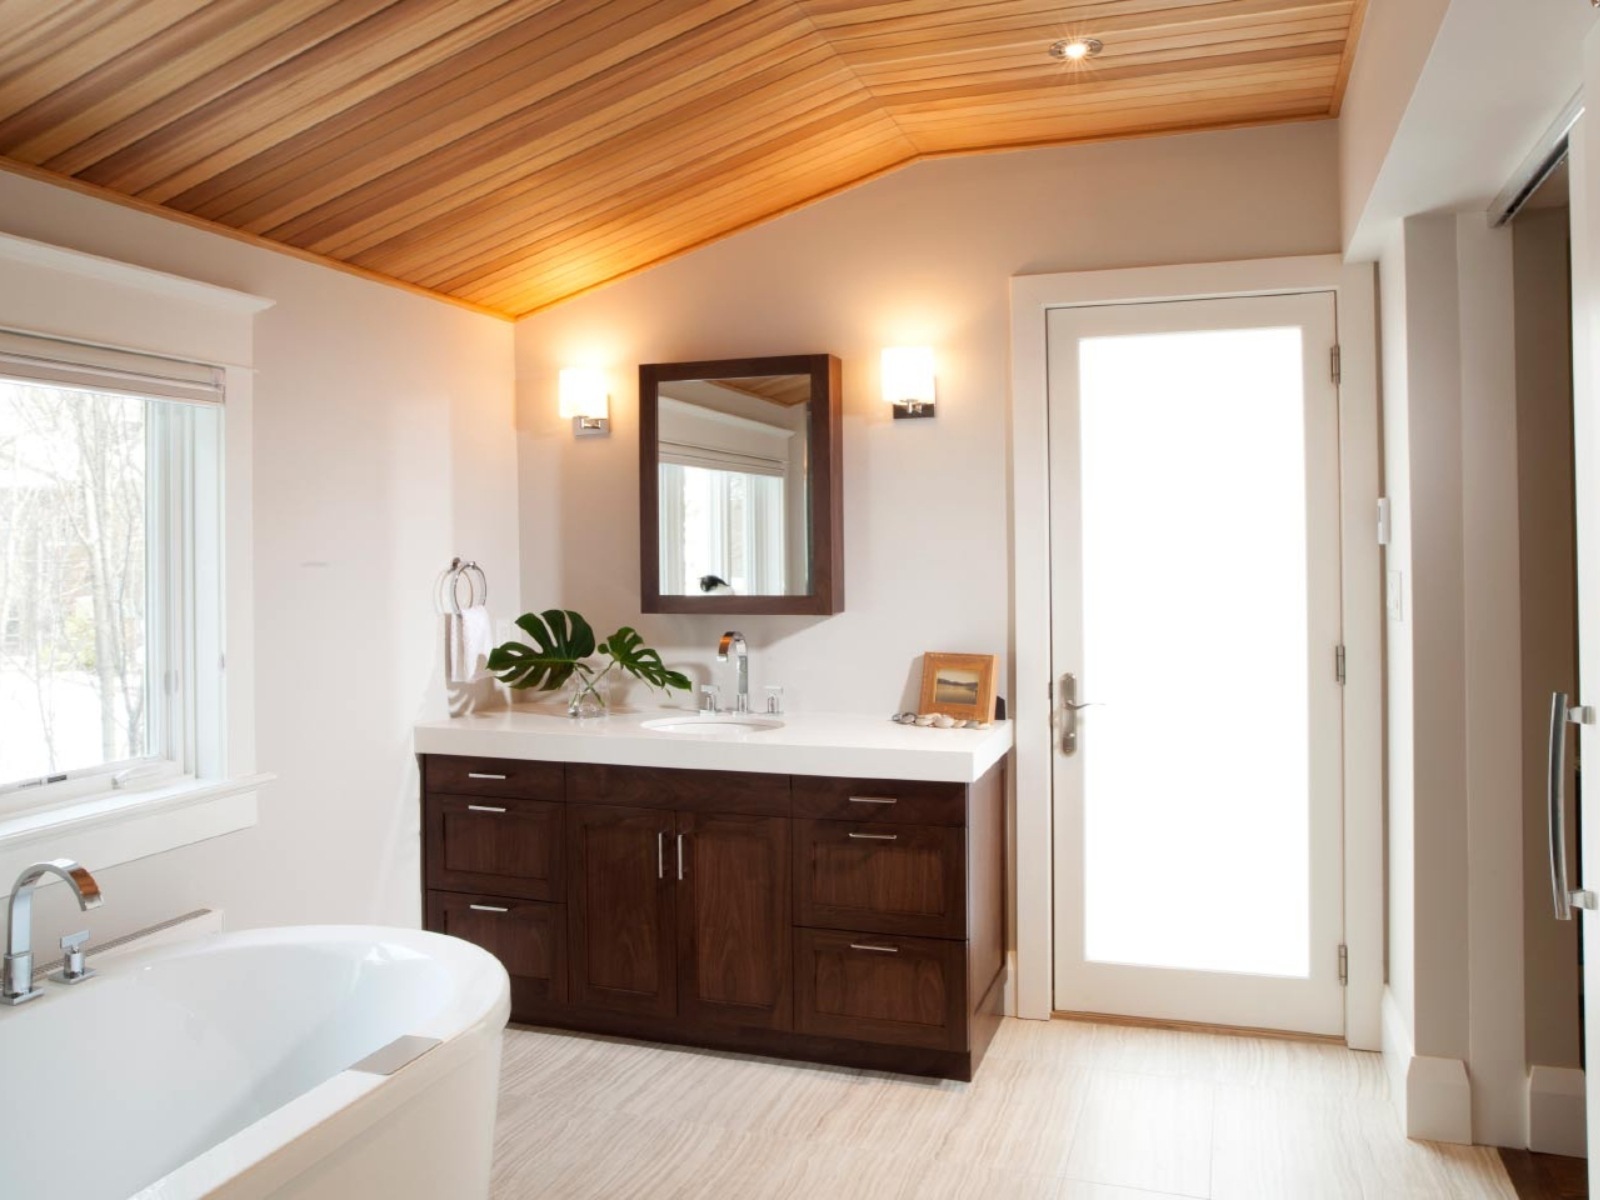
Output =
[
  {"x1": 717, "y1": 631, "x2": 750, "y2": 714},
  {"x1": 3, "y1": 859, "x2": 102, "y2": 1005}
]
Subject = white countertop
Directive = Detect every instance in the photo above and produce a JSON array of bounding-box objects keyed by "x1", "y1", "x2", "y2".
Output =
[{"x1": 413, "y1": 705, "x2": 1013, "y2": 784}]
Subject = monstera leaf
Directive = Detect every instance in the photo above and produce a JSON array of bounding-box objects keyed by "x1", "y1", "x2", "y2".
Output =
[
  {"x1": 600, "y1": 627, "x2": 692, "y2": 693},
  {"x1": 486, "y1": 610, "x2": 690, "y2": 696},
  {"x1": 487, "y1": 608, "x2": 596, "y2": 690}
]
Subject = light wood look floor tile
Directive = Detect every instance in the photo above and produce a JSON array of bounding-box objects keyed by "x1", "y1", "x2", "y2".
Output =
[
  {"x1": 1210, "y1": 1084, "x2": 1519, "y2": 1200},
  {"x1": 491, "y1": 1018, "x2": 1519, "y2": 1200},
  {"x1": 1058, "y1": 1184, "x2": 1192, "y2": 1200},
  {"x1": 1062, "y1": 1069, "x2": 1214, "y2": 1197}
]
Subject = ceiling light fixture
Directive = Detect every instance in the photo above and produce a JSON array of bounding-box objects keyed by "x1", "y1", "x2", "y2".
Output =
[{"x1": 1049, "y1": 37, "x2": 1102, "y2": 62}]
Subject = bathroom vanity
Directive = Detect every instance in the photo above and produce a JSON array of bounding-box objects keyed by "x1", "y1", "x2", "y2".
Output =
[{"x1": 414, "y1": 711, "x2": 1011, "y2": 1080}]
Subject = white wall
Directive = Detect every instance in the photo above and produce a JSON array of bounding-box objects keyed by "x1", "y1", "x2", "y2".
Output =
[
  {"x1": 1338, "y1": 0, "x2": 1449, "y2": 248},
  {"x1": 1375, "y1": 209, "x2": 1531, "y2": 1147},
  {"x1": 0, "y1": 168, "x2": 518, "y2": 952},
  {"x1": 513, "y1": 121, "x2": 1343, "y2": 715}
]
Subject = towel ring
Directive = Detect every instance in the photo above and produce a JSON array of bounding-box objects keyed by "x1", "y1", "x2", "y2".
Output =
[{"x1": 438, "y1": 558, "x2": 488, "y2": 615}]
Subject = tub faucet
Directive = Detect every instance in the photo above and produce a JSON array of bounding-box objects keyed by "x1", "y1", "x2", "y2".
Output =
[
  {"x1": 717, "y1": 631, "x2": 750, "y2": 714},
  {"x1": 3, "y1": 859, "x2": 102, "y2": 1005}
]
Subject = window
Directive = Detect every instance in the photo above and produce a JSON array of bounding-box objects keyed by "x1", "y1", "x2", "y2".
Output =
[
  {"x1": 659, "y1": 463, "x2": 787, "y2": 596},
  {"x1": 0, "y1": 330, "x2": 224, "y2": 811}
]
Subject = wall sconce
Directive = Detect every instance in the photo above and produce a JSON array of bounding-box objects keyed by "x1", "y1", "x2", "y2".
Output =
[
  {"x1": 559, "y1": 367, "x2": 610, "y2": 437},
  {"x1": 882, "y1": 347, "x2": 936, "y2": 420}
]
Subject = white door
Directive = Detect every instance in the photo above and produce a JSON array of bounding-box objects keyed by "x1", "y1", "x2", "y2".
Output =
[
  {"x1": 1048, "y1": 292, "x2": 1346, "y2": 1035},
  {"x1": 1568, "y1": 33, "x2": 1600, "y2": 1184}
]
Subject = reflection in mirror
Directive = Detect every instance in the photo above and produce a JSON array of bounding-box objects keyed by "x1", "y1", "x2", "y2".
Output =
[{"x1": 656, "y1": 376, "x2": 810, "y2": 598}]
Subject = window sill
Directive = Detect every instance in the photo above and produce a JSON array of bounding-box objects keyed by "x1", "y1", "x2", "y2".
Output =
[{"x1": 0, "y1": 774, "x2": 271, "y2": 884}]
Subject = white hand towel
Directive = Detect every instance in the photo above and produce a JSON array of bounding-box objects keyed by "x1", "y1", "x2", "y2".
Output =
[{"x1": 452, "y1": 604, "x2": 494, "y2": 684}]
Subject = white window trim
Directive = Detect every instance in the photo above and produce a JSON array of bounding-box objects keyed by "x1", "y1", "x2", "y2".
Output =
[
  {"x1": 1007, "y1": 255, "x2": 1383, "y2": 1051},
  {"x1": 0, "y1": 234, "x2": 273, "y2": 879}
]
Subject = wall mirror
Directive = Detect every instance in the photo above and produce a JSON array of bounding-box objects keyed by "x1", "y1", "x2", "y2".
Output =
[{"x1": 640, "y1": 353, "x2": 842, "y2": 615}]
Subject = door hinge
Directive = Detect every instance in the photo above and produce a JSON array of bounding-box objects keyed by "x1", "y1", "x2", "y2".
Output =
[
  {"x1": 1335, "y1": 644, "x2": 1347, "y2": 686},
  {"x1": 1338, "y1": 944, "x2": 1349, "y2": 986},
  {"x1": 1330, "y1": 344, "x2": 1342, "y2": 385},
  {"x1": 1375, "y1": 497, "x2": 1391, "y2": 546}
]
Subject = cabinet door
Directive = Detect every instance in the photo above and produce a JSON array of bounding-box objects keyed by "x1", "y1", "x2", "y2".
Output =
[
  {"x1": 795, "y1": 819, "x2": 966, "y2": 938},
  {"x1": 426, "y1": 890, "x2": 566, "y2": 1005},
  {"x1": 676, "y1": 812, "x2": 792, "y2": 1032},
  {"x1": 567, "y1": 803, "x2": 677, "y2": 1018},
  {"x1": 424, "y1": 794, "x2": 563, "y2": 901}
]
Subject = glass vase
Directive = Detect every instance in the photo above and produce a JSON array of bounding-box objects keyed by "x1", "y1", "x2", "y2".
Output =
[{"x1": 565, "y1": 671, "x2": 611, "y2": 719}]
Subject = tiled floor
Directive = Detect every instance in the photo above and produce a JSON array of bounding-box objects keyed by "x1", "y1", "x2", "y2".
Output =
[{"x1": 491, "y1": 1017, "x2": 1518, "y2": 1199}]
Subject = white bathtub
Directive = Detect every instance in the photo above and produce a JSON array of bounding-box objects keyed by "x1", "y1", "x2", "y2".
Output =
[{"x1": 0, "y1": 925, "x2": 510, "y2": 1200}]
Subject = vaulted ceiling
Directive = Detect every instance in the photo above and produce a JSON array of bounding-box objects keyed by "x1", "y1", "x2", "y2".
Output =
[{"x1": 0, "y1": 1, "x2": 1366, "y2": 318}]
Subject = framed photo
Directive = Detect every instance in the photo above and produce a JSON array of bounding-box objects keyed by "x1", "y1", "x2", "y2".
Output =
[{"x1": 918, "y1": 652, "x2": 999, "y2": 722}]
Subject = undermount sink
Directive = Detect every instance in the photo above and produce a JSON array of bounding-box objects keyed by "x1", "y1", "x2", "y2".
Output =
[{"x1": 642, "y1": 716, "x2": 785, "y2": 736}]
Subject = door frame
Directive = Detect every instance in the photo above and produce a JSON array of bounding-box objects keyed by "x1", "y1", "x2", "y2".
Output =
[{"x1": 1008, "y1": 255, "x2": 1383, "y2": 1049}]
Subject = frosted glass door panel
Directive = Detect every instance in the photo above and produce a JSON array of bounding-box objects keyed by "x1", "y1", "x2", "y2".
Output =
[{"x1": 1079, "y1": 328, "x2": 1309, "y2": 978}]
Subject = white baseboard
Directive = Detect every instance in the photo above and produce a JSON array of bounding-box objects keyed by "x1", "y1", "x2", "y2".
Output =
[
  {"x1": 1529, "y1": 1065, "x2": 1588, "y2": 1157},
  {"x1": 1002, "y1": 951, "x2": 1026, "y2": 1018},
  {"x1": 1407, "y1": 1055, "x2": 1474, "y2": 1144},
  {"x1": 1381, "y1": 987, "x2": 1473, "y2": 1144}
]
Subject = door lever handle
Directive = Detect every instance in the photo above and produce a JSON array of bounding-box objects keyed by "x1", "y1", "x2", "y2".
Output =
[{"x1": 1056, "y1": 672, "x2": 1099, "y2": 756}]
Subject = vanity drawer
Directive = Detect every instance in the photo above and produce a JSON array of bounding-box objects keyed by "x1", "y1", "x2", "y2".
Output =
[
  {"x1": 792, "y1": 776, "x2": 966, "y2": 827},
  {"x1": 795, "y1": 928, "x2": 966, "y2": 1052},
  {"x1": 426, "y1": 890, "x2": 567, "y2": 1005},
  {"x1": 425, "y1": 755, "x2": 564, "y2": 802},
  {"x1": 794, "y1": 819, "x2": 965, "y2": 939},
  {"x1": 425, "y1": 793, "x2": 564, "y2": 901},
  {"x1": 567, "y1": 763, "x2": 790, "y2": 817}
]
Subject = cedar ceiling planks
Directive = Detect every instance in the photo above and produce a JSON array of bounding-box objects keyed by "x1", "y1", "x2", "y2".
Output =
[{"x1": 0, "y1": 0, "x2": 1365, "y2": 316}]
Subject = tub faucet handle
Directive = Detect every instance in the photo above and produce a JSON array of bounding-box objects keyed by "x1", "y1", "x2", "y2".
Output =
[{"x1": 50, "y1": 930, "x2": 94, "y2": 985}]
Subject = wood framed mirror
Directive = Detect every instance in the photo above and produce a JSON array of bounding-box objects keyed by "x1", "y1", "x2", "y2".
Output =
[{"x1": 640, "y1": 354, "x2": 842, "y2": 615}]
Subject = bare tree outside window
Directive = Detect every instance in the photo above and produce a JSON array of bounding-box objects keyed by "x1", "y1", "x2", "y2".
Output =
[{"x1": 0, "y1": 380, "x2": 148, "y2": 783}]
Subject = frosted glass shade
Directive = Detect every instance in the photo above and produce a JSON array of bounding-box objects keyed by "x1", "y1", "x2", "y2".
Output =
[
  {"x1": 881, "y1": 347, "x2": 935, "y2": 406},
  {"x1": 558, "y1": 368, "x2": 609, "y2": 420}
]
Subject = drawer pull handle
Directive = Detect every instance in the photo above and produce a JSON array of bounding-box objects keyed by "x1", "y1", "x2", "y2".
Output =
[
  {"x1": 849, "y1": 943, "x2": 899, "y2": 954},
  {"x1": 847, "y1": 832, "x2": 899, "y2": 841},
  {"x1": 466, "y1": 772, "x2": 508, "y2": 781},
  {"x1": 466, "y1": 804, "x2": 507, "y2": 814},
  {"x1": 849, "y1": 796, "x2": 898, "y2": 805},
  {"x1": 469, "y1": 904, "x2": 509, "y2": 914}
]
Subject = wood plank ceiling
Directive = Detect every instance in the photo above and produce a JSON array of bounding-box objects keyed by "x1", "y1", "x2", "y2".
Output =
[{"x1": 0, "y1": 0, "x2": 1366, "y2": 317}]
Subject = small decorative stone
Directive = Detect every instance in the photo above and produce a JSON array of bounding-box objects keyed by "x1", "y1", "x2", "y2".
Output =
[
  {"x1": 893, "y1": 712, "x2": 918, "y2": 724},
  {"x1": 961, "y1": 719, "x2": 979, "y2": 729},
  {"x1": 934, "y1": 715, "x2": 957, "y2": 729},
  {"x1": 914, "y1": 714, "x2": 937, "y2": 727}
]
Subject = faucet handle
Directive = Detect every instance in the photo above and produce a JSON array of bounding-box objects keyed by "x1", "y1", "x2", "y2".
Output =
[
  {"x1": 764, "y1": 685, "x2": 785, "y2": 716},
  {"x1": 700, "y1": 684, "x2": 722, "y2": 714},
  {"x1": 50, "y1": 930, "x2": 94, "y2": 985}
]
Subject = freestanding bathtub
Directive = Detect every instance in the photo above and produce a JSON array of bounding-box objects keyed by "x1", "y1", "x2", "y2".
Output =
[{"x1": 0, "y1": 925, "x2": 511, "y2": 1199}]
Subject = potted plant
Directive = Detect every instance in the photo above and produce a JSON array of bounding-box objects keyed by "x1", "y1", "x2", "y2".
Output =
[{"x1": 487, "y1": 609, "x2": 690, "y2": 718}]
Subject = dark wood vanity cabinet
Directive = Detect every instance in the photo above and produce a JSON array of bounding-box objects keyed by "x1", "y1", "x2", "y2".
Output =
[{"x1": 422, "y1": 754, "x2": 1005, "y2": 1080}]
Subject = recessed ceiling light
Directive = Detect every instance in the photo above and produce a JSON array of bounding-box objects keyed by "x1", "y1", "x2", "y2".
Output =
[{"x1": 1049, "y1": 37, "x2": 1102, "y2": 62}]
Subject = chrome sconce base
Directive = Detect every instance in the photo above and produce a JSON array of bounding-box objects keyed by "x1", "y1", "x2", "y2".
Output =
[
  {"x1": 571, "y1": 415, "x2": 610, "y2": 437},
  {"x1": 891, "y1": 401, "x2": 935, "y2": 420}
]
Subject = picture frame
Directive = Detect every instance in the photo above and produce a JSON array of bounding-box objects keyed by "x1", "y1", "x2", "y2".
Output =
[{"x1": 918, "y1": 652, "x2": 999, "y2": 722}]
